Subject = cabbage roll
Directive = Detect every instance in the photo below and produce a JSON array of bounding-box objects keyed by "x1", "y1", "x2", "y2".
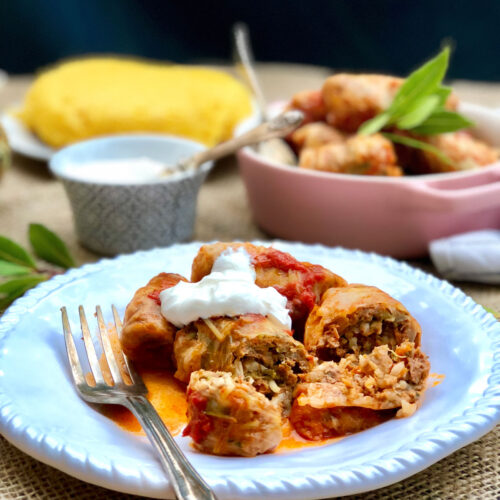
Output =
[
  {"x1": 121, "y1": 272, "x2": 187, "y2": 367},
  {"x1": 183, "y1": 370, "x2": 282, "y2": 457},
  {"x1": 290, "y1": 341, "x2": 429, "y2": 440},
  {"x1": 304, "y1": 284, "x2": 421, "y2": 360},
  {"x1": 191, "y1": 242, "x2": 346, "y2": 337},
  {"x1": 173, "y1": 313, "x2": 312, "y2": 414}
]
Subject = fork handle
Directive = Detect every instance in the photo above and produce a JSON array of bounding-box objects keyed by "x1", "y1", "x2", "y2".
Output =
[{"x1": 125, "y1": 395, "x2": 219, "y2": 500}]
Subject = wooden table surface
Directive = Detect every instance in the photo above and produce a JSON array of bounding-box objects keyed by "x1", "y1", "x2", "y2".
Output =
[{"x1": 0, "y1": 64, "x2": 498, "y2": 499}]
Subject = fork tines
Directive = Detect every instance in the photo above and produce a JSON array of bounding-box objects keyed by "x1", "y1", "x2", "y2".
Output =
[{"x1": 61, "y1": 305, "x2": 143, "y2": 391}]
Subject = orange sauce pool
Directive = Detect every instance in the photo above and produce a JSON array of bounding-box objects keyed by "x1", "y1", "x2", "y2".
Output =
[
  {"x1": 429, "y1": 373, "x2": 445, "y2": 388},
  {"x1": 100, "y1": 367, "x2": 336, "y2": 452},
  {"x1": 101, "y1": 370, "x2": 187, "y2": 435},
  {"x1": 275, "y1": 420, "x2": 340, "y2": 452}
]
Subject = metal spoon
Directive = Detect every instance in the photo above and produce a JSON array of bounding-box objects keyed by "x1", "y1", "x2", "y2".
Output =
[
  {"x1": 232, "y1": 23, "x2": 298, "y2": 166},
  {"x1": 168, "y1": 109, "x2": 303, "y2": 174}
]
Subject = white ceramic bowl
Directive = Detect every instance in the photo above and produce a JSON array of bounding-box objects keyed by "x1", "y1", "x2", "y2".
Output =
[{"x1": 49, "y1": 135, "x2": 212, "y2": 255}]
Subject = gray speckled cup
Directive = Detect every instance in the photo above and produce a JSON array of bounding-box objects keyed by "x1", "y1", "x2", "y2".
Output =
[{"x1": 49, "y1": 135, "x2": 212, "y2": 255}]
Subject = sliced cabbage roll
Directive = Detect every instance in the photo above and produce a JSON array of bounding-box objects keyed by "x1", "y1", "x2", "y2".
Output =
[
  {"x1": 173, "y1": 313, "x2": 312, "y2": 414},
  {"x1": 290, "y1": 341, "x2": 430, "y2": 440},
  {"x1": 304, "y1": 284, "x2": 421, "y2": 360}
]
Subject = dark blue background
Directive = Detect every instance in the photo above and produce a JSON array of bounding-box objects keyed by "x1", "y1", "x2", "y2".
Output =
[{"x1": 0, "y1": 0, "x2": 498, "y2": 79}]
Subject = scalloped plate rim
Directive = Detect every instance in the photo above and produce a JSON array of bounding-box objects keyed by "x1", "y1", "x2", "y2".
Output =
[{"x1": 0, "y1": 241, "x2": 499, "y2": 499}]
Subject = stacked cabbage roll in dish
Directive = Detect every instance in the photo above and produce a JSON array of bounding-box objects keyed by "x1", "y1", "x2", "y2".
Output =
[
  {"x1": 286, "y1": 74, "x2": 498, "y2": 175},
  {"x1": 120, "y1": 242, "x2": 430, "y2": 456}
]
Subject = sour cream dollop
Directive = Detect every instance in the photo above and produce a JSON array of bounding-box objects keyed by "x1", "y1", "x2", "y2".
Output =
[
  {"x1": 64, "y1": 157, "x2": 166, "y2": 184},
  {"x1": 159, "y1": 248, "x2": 291, "y2": 328}
]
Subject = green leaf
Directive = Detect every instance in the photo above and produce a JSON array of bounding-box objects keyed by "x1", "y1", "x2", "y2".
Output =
[
  {"x1": 434, "y1": 85, "x2": 452, "y2": 107},
  {"x1": 383, "y1": 132, "x2": 454, "y2": 166},
  {"x1": 356, "y1": 47, "x2": 462, "y2": 136},
  {"x1": 358, "y1": 112, "x2": 390, "y2": 136},
  {"x1": 0, "y1": 236, "x2": 36, "y2": 268},
  {"x1": 483, "y1": 306, "x2": 500, "y2": 320},
  {"x1": 28, "y1": 224, "x2": 76, "y2": 269},
  {"x1": 395, "y1": 95, "x2": 441, "y2": 130},
  {"x1": 0, "y1": 275, "x2": 48, "y2": 311},
  {"x1": 0, "y1": 260, "x2": 33, "y2": 276},
  {"x1": 389, "y1": 46, "x2": 450, "y2": 119},
  {"x1": 412, "y1": 110, "x2": 475, "y2": 135}
]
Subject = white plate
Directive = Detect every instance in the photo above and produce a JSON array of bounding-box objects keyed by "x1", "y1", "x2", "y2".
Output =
[
  {"x1": 0, "y1": 113, "x2": 55, "y2": 161},
  {"x1": 1, "y1": 99, "x2": 259, "y2": 163},
  {"x1": 0, "y1": 242, "x2": 499, "y2": 499}
]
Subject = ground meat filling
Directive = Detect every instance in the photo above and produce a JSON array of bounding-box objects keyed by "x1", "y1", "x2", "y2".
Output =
[
  {"x1": 238, "y1": 353, "x2": 302, "y2": 412},
  {"x1": 304, "y1": 285, "x2": 422, "y2": 363},
  {"x1": 290, "y1": 342, "x2": 430, "y2": 440},
  {"x1": 173, "y1": 314, "x2": 311, "y2": 414},
  {"x1": 316, "y1": 310, "x2": 414, "y2": 361},
  {"x1": 240, "y1": 354, "x2": 296, "y2": 390}
]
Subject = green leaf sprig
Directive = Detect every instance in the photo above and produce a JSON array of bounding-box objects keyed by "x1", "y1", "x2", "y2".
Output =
[
  {"x1": 483, "y1": 306, "x2": 500, "y2": 320},
  {"x1": 358, "y1": 47, "x2": 475, "y2": 164},
  {"x1": 0, "y1": 224, "x2": 76, "y2": 312},
  {"x1": 29, "y1": 224, "x2": 76, "y2": 268}
]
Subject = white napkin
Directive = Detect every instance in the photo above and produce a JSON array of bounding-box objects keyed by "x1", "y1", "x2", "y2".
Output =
[{"x1": 429, "y1": 230, "x2": 500, "y2": 284}]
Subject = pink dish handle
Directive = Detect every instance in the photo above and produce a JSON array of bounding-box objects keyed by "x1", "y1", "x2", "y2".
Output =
[{"x1": 402, "y1": 164, "x2": 500, "y2": 212}]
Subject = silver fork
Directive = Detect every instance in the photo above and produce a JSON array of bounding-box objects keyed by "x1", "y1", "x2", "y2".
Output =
[{"x1": 61, "y1": 305, "x2": 218, "y2": 500}]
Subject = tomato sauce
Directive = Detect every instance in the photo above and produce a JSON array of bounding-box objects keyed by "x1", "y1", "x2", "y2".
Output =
[
  {"x1": 147, "y1": 289, "x2": 162, "y2": 305},
  {"x1": 252, "y1": 248, "x2": 309, "y2": 273},
  {"x1": 252, "y1": 249, "x2": 327, "y2": 323},
  {"x1": 183, "y1": 390, "x2": 213, "y2": 443},
  {"x1": 147, "y1": 273, "x2": 186, "y2": 305}
]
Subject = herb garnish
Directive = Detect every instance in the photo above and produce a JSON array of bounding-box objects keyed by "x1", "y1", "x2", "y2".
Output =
[
  {"x1": 0, "y1": 224, "x2": 76, "y2": 311},
  {"x1": 483, "y1": 306, "x2": 500, "y2": 320},
  {"x1": 358, "y1": 47, "x2": 475, "y2": 163},
  {"x1": 382, "y1": 133, "x2": 453, "y2": 165}
]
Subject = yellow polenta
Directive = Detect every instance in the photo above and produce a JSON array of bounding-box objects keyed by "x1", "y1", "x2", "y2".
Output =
[{"x1": 19, "y1": 58, "x2": 252, "y2": 148}]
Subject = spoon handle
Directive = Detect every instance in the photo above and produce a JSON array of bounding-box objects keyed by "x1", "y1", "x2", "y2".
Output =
[
  {"x1": 232, "y1": 22, "x2": 269, "y2": 122},
  {"x1": 178, "y1": 110, "x2": 303, "y2": 171}
]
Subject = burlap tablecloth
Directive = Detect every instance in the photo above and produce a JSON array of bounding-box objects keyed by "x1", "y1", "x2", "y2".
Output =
[{"x1": 0, "y1": 66, "x2": 498, "y2": 499}]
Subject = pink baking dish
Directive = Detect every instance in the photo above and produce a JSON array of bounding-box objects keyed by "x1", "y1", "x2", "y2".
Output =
[{"x1": 237, "y1": 102, "x2": 500, "y2": 258}]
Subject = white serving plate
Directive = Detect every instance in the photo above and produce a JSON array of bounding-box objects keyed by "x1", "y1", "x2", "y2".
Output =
[
  {"x1": 0, "y1": 113, "x2": 55, "y2": 161},
  {"x1": 0, "y1": 242, "x2": 498, "y2": 499},
  {"x1": 0, "y1": 99, "x2": 259, "y2": 162}
]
